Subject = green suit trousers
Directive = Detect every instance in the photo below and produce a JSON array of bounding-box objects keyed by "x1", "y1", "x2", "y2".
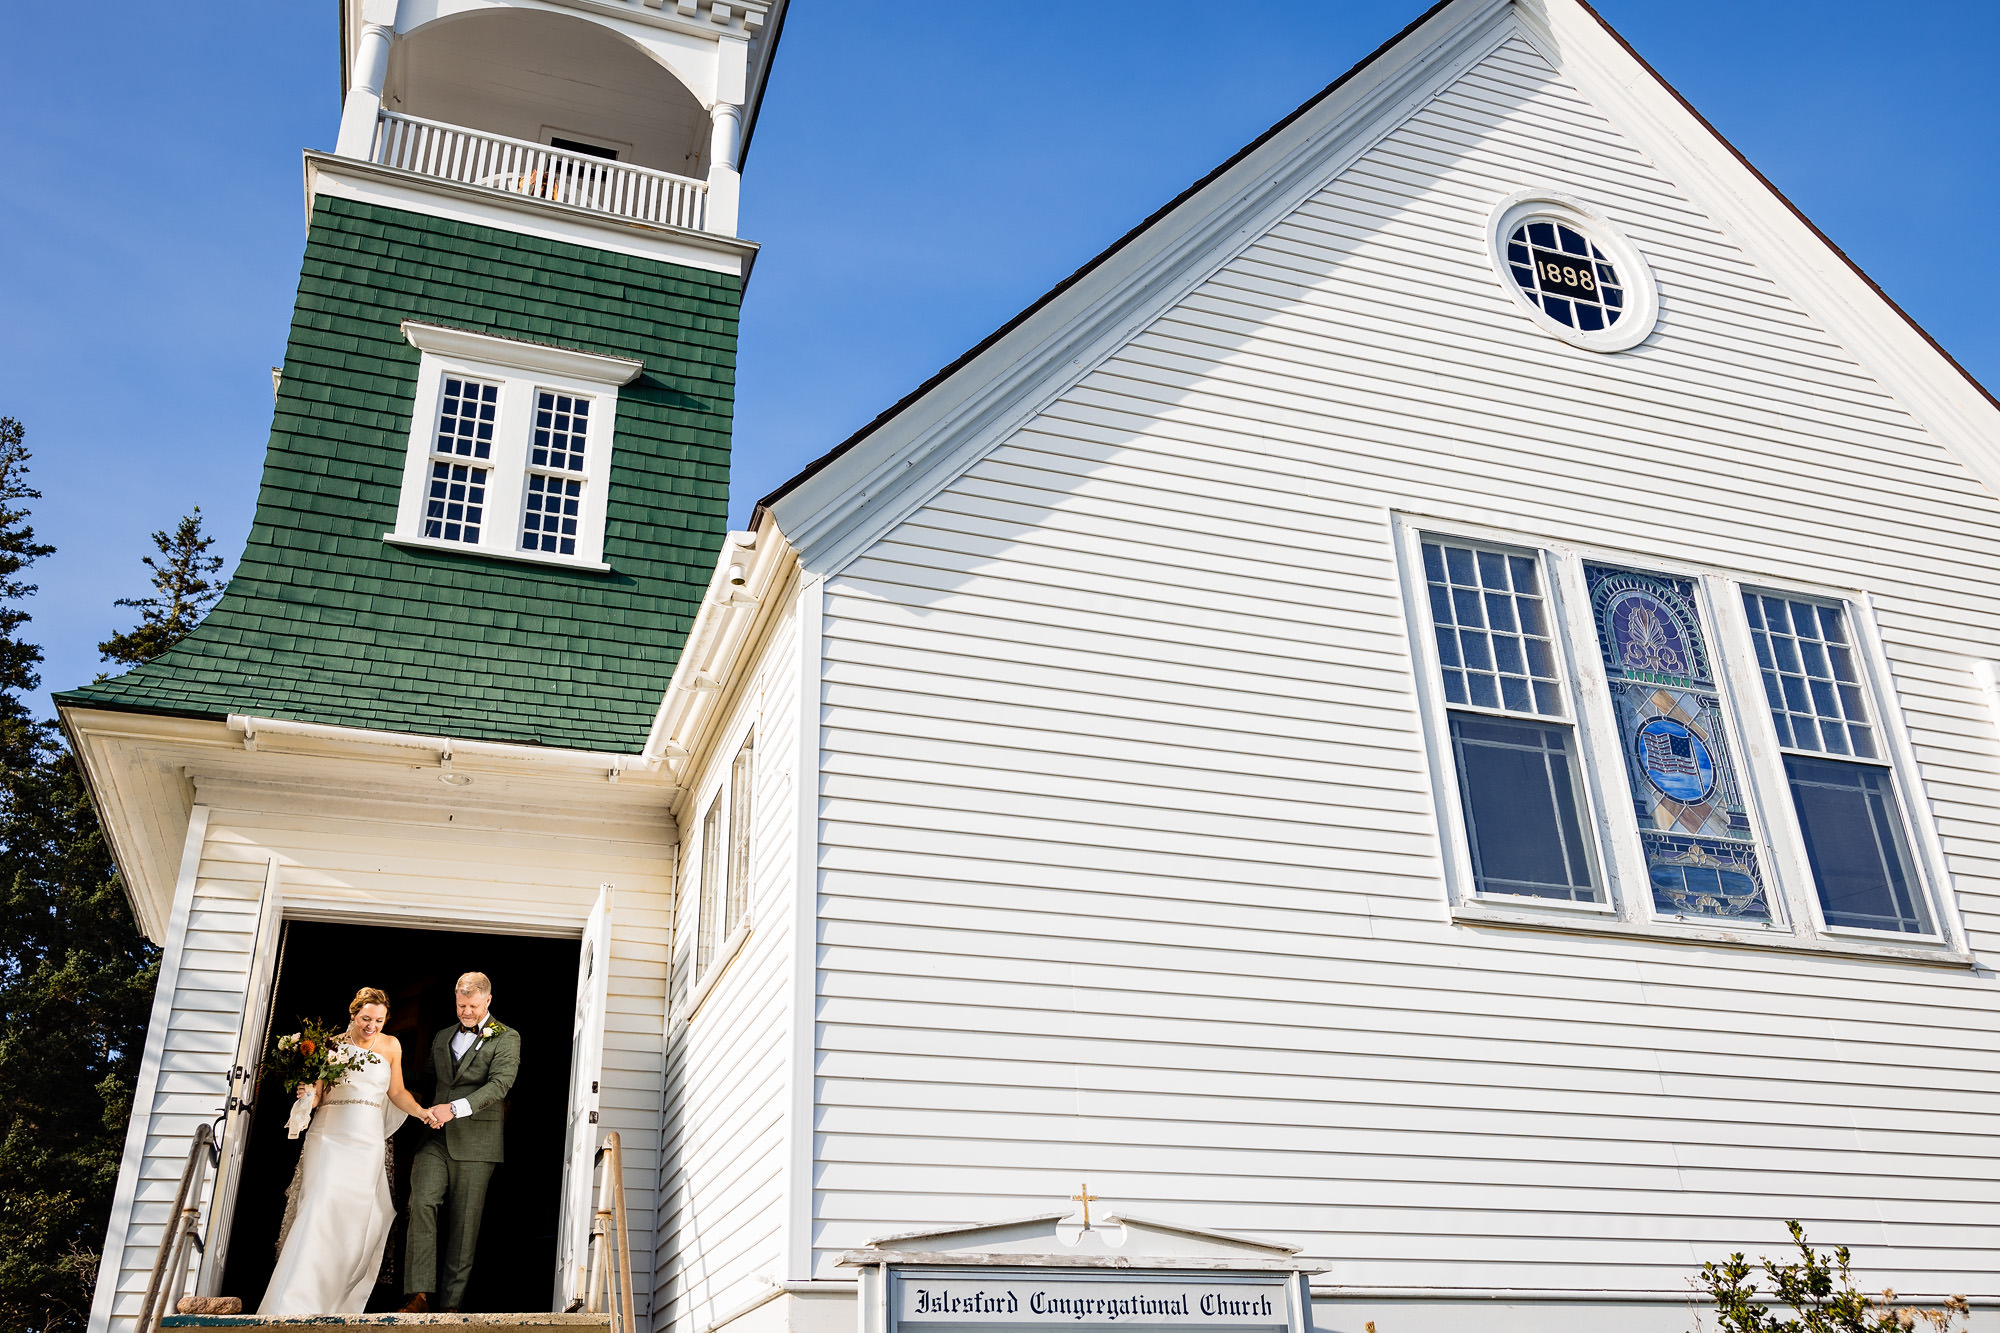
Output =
[{"x1": 404, "y1": 1138, "x2": 497, "y2": 1307}]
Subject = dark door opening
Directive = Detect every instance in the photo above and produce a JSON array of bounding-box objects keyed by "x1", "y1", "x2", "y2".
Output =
[
  {"x1": 549, "y1": 135, "x2": 618, "y2": 160},
  {"x1": 218, "y1": 921, "x2": 580, "y2": 1313}
]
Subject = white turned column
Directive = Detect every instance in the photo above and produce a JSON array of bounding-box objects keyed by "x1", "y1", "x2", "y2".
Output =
[
  {"x1": 334, "y1": 21, "x2": 395, "y2": 159},
  {"x1": 705, "y1": 101, "x2": 743, "y2": 234},
  {"x1": 703, "y1": 31, "x2": 749, "y2": 235}
]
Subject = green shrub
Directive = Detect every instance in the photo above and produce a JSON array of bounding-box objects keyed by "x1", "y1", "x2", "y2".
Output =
[{"x1": 1698, "y1": 1221, "x2": 1969, "y2": 1333}]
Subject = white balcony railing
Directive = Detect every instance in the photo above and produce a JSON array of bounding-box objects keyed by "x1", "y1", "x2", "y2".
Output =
[{"x1": 369, "y1": 111, "x2": 710, "y2": 233}]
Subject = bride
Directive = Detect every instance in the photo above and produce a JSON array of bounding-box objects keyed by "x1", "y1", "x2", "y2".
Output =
[{"x1": 258, "y1": 987, "x2": 430, "y2": 1315}]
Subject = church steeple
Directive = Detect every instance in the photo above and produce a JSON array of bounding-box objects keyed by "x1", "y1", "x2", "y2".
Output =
[
  {"x1": 58, "y1": 0, "x2": 787, "y2": 754},
  {"x1": 335, "y1": 0, "x2": 782, "y2": 237}
]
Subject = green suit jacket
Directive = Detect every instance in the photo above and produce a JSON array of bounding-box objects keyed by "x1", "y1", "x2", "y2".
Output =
[{"x1": 425, "y1": 1021, "x2": 521, "y2": 1163}]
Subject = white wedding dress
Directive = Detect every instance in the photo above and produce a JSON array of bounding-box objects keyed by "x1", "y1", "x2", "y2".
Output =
[{"x1": 257, "y1": 1043, "x2": 409, "y2": 1315}]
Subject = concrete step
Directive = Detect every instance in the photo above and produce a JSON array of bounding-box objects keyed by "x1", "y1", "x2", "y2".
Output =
[{"x1": 162, "y1": 1316, "x2": 610, "y2": 1331}]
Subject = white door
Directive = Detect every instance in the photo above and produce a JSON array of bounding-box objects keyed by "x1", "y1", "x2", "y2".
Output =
[
  {"x1": 199, "y1": 857, "x2": 285, "y2": 1295},
  {"x1": 555, "y1": 886, "x2": 613, "y2": 1309}
]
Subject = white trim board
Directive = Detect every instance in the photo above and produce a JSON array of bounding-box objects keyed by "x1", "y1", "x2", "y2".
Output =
[
  {"x1": 87, "y1": 804, "x2": 210, "y2": 1333},
  {"x1": 762, "y1": 0, "x2": 1518, "y2": 575},
  {"x1": 305, "y1": 152, "x2": 758, "y2": 278},
  {"x1": 756, "y1": 0, "x2": 2000, "y2": 580}
]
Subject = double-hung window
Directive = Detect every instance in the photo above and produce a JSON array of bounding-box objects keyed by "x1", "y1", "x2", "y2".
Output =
[
  {"x1": 1405, "y1": 523, "x2": 1951, "y2": 952},
  {"x1": 390, "y1": 321, "x2": 640, "y2": 570},
  {"x1": 424, "y1": 377, "x2": 498, "y2": 544},
  {"x1": 1422, "y1": 537, "x2": 1599, "y2": 903},
  {"x1": 1743, "y1": 593, "x2": 1930, "y2": 935},
  {"x1": 521, "y1": 391, "x2": 590, "y2": 556},
  {"x1": 692, "y1": 732, "x2": 757, "y2": 986}
]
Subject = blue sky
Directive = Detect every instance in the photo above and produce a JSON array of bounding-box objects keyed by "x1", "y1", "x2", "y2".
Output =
[{"x1": 2, "y1": 2, "x2": 1995, "y2": 710}]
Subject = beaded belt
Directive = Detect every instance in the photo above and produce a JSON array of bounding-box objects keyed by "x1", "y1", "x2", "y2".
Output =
[{"x1": 324, "y1": 1097, "x2": 383, "y2": 1109}]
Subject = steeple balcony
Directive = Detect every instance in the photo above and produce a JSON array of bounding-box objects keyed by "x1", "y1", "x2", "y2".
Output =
[
  {"x1": 366, "y1": 110, "x2": 715, "y2": 231},
  {"x1": 334, "y1": 0, "x2": 783, "y2": 239}
]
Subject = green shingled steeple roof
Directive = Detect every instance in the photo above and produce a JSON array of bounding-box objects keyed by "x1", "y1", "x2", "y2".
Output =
[{"x1": 57, "y1": 197, "x2": 738, "y2": 754}]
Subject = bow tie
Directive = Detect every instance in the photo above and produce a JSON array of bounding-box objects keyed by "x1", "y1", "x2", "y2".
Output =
[{"x1": 458, "y1": 1026, "x2": 480, "y2": 1036}]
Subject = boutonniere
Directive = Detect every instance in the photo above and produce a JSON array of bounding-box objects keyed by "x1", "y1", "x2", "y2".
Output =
[{"x1": 474, "y1": 1018, "x2": 506, "y2": 1051}]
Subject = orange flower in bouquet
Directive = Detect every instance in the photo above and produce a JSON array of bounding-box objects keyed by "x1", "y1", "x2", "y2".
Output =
[{"x1": 262, "y1": 1016, "x2": 379, "y2": 1138}]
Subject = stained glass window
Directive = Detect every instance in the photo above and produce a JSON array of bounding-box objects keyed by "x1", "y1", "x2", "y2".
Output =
[
  {"x1": 1743, "y1": 592, "x2": 1929, "y2": 934},
  {"x1": 1422, "y1": 537, "x2": 1599, "y2": 903},
  {"x1": 1586, "y1": 565, "x2": 1768, "y2": 922},
  {"x1": 1507, "y1": 220, "x2": 1625, "y2": 333}
]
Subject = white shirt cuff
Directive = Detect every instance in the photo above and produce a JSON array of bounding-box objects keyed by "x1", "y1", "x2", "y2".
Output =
[{"x1": 451, "y1": 1098, "x2": 472, "y2": 1118}]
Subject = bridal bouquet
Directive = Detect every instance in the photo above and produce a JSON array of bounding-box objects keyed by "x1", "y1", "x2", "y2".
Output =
[{"x1": 263, "y1": 1017, "x2": 377, "y2": 1138}]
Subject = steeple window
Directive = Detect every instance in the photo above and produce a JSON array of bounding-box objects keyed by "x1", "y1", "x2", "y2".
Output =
[
  {"x1": 388, "y1": 322, "x2": 640, "y2": 571},
  {"x1": 424, "y1": 462, "x2": 488, "y2": 545},
  {"x1": 436, "y1": 377, "x2": 499, "y2": 459}
]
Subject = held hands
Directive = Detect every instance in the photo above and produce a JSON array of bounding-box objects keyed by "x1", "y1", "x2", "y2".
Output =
[{"x1": 423, "y1": 1104, "x2": 457, "y2": 1128}]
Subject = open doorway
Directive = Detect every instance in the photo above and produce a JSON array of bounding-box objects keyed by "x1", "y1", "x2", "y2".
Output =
[{"x1": 217, "y1": 921, "x2": 580, "y2": 1313}]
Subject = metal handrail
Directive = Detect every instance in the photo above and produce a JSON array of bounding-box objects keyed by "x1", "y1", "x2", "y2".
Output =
[
  {"x1": 135, "y1": 1119, "x2": 219, "y2": 1332},
  {"x1": 585, "y1": 1131, "x2": 636, "y2": 1331}
]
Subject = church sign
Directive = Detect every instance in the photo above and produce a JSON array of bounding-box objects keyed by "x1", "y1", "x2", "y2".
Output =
[
  {"x1": 844, "y1": 1208, "x2": 1319, "y2": 1333},
  {"x1": 898, "y1": 1276, "x2": 1291, "y2": 1328}
]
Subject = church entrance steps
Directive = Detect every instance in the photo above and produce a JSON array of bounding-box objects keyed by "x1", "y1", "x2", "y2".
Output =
[{"x1": 161, "y1": 1316, "x2": 611, "y2": 1331}]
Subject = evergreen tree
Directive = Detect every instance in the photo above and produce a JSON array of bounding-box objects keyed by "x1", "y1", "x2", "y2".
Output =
[
  {"x1": 99, "y1": 508, "x2": 224, "y2": 668},
  {"x1": 0, "y1": 419, "x2": 165, "y2": 1332}
]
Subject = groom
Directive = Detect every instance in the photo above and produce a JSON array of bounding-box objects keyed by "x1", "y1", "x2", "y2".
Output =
[{"x1": 400, "y1": 971, "x2": 521, "y2": 1314}]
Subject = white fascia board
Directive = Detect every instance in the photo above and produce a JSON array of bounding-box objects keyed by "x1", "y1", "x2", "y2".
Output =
[
  {"x1": 642, "y1": 511, "x2": 796, "y2": 774},
  {"x1": 1518, "y1": 0, "x2": 2000, "y2": 503},
  {"x1": 766, "y1": 0, "x2": 2000, "y2": 575},
  {"x1": 60, "y1": 703, "x2": 679, "y2": 935},
  {"x1": 401, "y1": 320, "x2": 644, "y2": 384},
  {"x1": 305, "y1": 152, "x2": 758, "y2": 278},
  {"x1": 762, "y1": 0, "x2": 1516, "y2": 575},
  {"x1": 56, "y1": 706, "x2": 196, "y2": 944}
]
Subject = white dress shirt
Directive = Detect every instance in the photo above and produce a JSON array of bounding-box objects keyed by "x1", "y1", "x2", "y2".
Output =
[{"x1": 447, "y1": 1025, "x2": 479, "y2": 1119}]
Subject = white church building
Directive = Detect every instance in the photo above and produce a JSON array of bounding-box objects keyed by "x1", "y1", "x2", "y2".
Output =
[{"x1": 62, "y1": 0, "x2": 2000, "y2": 1330}]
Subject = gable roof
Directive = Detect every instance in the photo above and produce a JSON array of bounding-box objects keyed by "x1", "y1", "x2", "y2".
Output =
[
  {"x1": 835, "y1": 1209, "x2": 1317, "y2": 1271},
  {"x1": 754, "y1": 0, "x2": 1998, "y2": 571}
]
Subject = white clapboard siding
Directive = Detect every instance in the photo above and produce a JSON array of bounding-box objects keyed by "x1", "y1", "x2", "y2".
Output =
[
  {"x1": 658, "y1": 595, "x2": 801, "y2": 1333},
  {"x1": 100, "y1": 786, "x2": 674, "y2": 1332},
  {"x1": 805, "y1": 33, "x2": 2000, "y2": 1297}
]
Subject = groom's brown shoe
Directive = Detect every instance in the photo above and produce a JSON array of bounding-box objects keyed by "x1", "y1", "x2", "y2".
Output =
[{"x1": 398, "y1": 1293, "x2": 430, "y2": 1313}]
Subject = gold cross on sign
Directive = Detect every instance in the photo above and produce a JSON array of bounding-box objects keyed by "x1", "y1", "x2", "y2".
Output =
[{"x1": 1072, "y1": 1183, "x2": 1099, "y2": 1229}]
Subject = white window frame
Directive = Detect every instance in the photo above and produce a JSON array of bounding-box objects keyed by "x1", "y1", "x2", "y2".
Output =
[
  {"x1": 1485, "y1": 189, "x2": 1660, "y2": 354},
  {"x1": 682, "y1": 728, "x2": 758, "y2": 1023},
  {"x1": 1395, "y1": 515, "x2": 1964, "y2": 962},
  {"x1": 386, "y1": 321, "x2": 641, "y2": 571},
  {"x1": 1715, "y1": 582, "x2": 1952, "y2": 947},
  {"x1": 724, "y1": 735, "x2": 755, "y2": 939},
  {"x1": 1394, "y1": 522, "x2": 1616, "y2": 916}
]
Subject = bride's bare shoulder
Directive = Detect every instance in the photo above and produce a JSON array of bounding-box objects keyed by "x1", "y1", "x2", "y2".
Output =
[{"x1": 381, "y1": 1034, "x2": 404, "y2": 1055}]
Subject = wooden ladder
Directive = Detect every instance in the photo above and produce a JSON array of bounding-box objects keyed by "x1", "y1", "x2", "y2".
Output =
[{"x1": 584, "y1": 1131, "x2": 637, "y2": 1332}]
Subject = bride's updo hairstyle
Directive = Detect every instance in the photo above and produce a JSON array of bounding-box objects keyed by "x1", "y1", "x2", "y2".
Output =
[{"x1": 349, "y1": 986, "x2": 390, "y2": 1016}]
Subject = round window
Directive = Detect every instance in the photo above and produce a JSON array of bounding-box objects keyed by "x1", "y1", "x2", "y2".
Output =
[
  {"x1": 1486, "y1": 191, "x2": 1657, "y2": 352},
  {"x1": 1506, "y1": 221, "x2": 1624, "y2": 332}
]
